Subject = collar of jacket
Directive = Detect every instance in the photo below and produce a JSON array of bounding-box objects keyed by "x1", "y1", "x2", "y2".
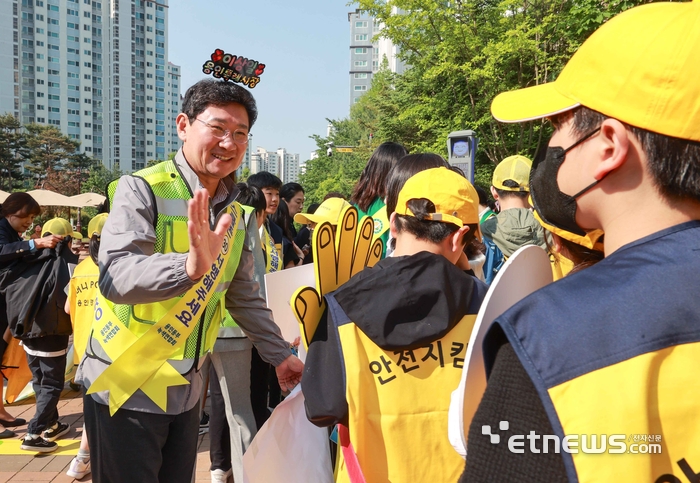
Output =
[{"x1": 173, "y1": 148, "x2": 240, "y2": 207}]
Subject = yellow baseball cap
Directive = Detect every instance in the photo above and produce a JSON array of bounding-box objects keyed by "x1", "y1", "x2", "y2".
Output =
[
  {"x1": 88, "y1": 213, "x2": 108, "y2": 237},
  {"x1": 492, "y1": 155, "x2": 532, "y2": 192},
  {"x1": 491, "y1": 1, "x2": 700, "y2": 142},
  {"x1": 532, "y1": 207, "x2": 604, "y2": 251},
  {"x1": 294, "y1": 198, "x2": 352, "y2": 226},
  {"x1": 42, "y1": 217, "x2": 76, "y2": 238},
  {"x1": 396, "y1": 167, "x2": 481, "y2": 239}
]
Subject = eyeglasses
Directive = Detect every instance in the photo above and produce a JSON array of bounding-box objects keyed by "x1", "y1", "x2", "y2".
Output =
[{"x1": 195, "y1": 118, "x2": 249, "y2": 144}]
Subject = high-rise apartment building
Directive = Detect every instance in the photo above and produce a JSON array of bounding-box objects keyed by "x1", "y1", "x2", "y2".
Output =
[
  {"x1": 248, "y1": 146, "x2": 300, "y2": 183},
  {"x1": 0, "y1": 0, "x2": 181, "y2": 173},
  {"x1": 277, "y1": 147, "x2": 299, "y2": 183},
  {"x1": 348, "y1": 8, "x2": 405, "y2": 108}
]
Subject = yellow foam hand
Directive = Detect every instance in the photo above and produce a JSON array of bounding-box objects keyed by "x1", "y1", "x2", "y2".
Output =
[{"x1": 292, "y1": 206, "x2": 383, "y2": 348}]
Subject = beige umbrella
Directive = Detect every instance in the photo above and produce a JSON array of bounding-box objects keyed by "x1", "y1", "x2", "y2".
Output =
[
  {"x1": 25, "y1": 189, "x2": 74, "y2": 207},
  {"x1": 0, "y1": 190, "x2": 10, "y2": 203},
  {"x1": 69, "y1": 192, "x2": 106, "y2": 208}
]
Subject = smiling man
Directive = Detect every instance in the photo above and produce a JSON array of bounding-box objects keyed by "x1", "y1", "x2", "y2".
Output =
[
  {"x1": 76, "y1": 79, "x2": 303, "y2": 483},
  {"x1": 462, "y1": 2, "x2": 700, "y2": 482}
]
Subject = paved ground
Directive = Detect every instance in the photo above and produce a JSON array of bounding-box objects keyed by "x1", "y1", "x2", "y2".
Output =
[{"x1": 0, "y1": 388, "x2": 216, "y2": 483}]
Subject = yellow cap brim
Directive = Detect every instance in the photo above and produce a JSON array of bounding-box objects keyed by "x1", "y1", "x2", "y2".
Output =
[
  {"x1": 294, "y1": 213, "x2": 330, "y2": 225},
  {"x1": 491, "y1": 82, "x2": 581, "y2": 123}
]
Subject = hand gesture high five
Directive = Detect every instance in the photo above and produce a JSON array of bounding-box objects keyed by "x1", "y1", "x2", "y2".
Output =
[
  {"x1": 291, "y1": 206, "x2": 383, "y2": 348},
  {"x1": 185, "y1": 189, "x2": 232, "y2": 280}
]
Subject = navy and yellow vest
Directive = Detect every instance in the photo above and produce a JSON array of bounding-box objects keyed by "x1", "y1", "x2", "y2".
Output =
[
  {"x1": 100, "y1": 160, "x2": 246, "y2": 371},
  {"x1": 326, "y1": 294, "x2": 478, "y2": 483},
  {"x1": 483, "y1": 222, "x2": 700, "y2": 483}
]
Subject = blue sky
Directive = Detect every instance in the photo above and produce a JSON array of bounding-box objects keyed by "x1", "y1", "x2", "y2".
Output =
[{"x1": 169, "y1": 1, "x2": 355, "y2": 161}]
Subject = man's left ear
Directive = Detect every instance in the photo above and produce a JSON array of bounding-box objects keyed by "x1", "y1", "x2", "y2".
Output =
[{"x1": 594, "y1": 118, "x2": 630, "y2": 180}]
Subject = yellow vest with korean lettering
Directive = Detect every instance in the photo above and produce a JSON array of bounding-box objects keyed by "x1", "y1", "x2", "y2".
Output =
[
  {"x1": 99, "y1": 160, "x2": 246, "y2": 369},
  {"x1": 326, "y1": 295, "x2": 475, "y2": 483},
  {"x1": 68, "y1": 258, "x2": 99, "y2": 366}
]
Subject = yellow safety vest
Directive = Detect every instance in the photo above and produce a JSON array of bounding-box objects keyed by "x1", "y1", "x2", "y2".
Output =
[
  {"x1": 329, "y1": 295, "x2": 476, "y2": 483},
  {"x1": 68, "y1": 258, "x2": 99, "y2": 366}
]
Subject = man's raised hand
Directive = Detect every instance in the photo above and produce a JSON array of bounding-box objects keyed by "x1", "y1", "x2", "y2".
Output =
[{"x1": 185, "y1": 189, "x2": 232, "y2": 280}]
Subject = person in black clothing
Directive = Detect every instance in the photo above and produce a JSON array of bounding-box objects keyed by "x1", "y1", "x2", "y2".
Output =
[
  {"x1": 278, "y1": 182, "x2": 304, "y2": 239},
  {"x1": 0, "y1": 193, "x2": 61, "y2": 439}
]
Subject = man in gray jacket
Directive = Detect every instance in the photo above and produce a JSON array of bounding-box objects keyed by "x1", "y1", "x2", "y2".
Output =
[{"x1": 76, "y1": 79, "x2": 303, "y2": 483}]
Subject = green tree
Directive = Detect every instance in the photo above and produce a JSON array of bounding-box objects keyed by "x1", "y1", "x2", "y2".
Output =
[
  {"x1": 82, "y1": 163, "x2": 123, "y2": 196},
  {"x1": 239, "y1": 167, "x2": 251, "y2": 182},
  {"x1": 348, "y1": 0, "x2": 649, "y2": 166},
  {"x1": 24, "y1": 124, "x2": 79, "y2": 184},
  {"x1": 0, "y1": 114, "x2": 29, "y2": 191}
]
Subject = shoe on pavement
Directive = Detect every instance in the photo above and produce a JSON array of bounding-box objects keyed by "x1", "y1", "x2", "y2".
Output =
[
  {"x1": 0, "y1": 417, "x2": 26, "y2": 427},
  {"x1": 43, "y1": 422, "x2": 71, "y2": 442},
  {"x1": 211, "y1": 468, "x2": 232, "y2": 483},
  {"x1": 66, "y1": 457, "x2": 91, "y2": 479},
  {"x1": 20, "y1": 435, "x2": 58, "y2": 453},
  {"x1": 0, "y1": 429, "x2": 15, "y2": 439}
]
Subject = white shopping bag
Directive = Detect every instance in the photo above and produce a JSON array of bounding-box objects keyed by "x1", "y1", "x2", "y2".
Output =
[{"x1": 243, "y1": 384, "x2": 334, "y2": 483}]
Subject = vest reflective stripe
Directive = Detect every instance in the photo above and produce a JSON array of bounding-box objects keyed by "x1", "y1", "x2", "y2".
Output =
[
  {"x1": 547, "y1": 342, "x2": 700, "y2": 483},
  {"x1": 328, "y1": 296, "x2": 474, "y2": 483},
  {"x1": 100, "y1": 160, "x2": 245, "y2": 370}
]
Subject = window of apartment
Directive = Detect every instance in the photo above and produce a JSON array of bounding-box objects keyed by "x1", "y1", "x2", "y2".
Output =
[
  {"x1": 48, "y1": 120, "x2": 60, "y2": 125},
  {"x1": 354, "y1": 73, "x2": 368, "y2": 79},
  {"x1": 84, "y1": 74, "x2": 91, "y2": 80},
  {"x1": 83, "y1": 11, "x2": 90, "y2": 17},
  {"x1": 36, "y1": 14, "x2": 44, "y2": 21},
  {"x1": 48, "y1": 56, "x2": 59, "y2": 62},
  {"x1": 84, "y1": 122, "x2": 91, "y2": 128},
  {"x1": 68, "y1": 72, "x2": 79, "y2": 78},
  {"x1": 69, "y1": 85, "x2": 80, "y2": 91},
  {"x1": 354, "y1": 85, "x2": 367, "y2": 91},
  {"x1": 48, "y1": 81, "x2": 59, "y2": 87},
  {"x1": 67, "y1": 22, "x2": 79, "y2": 29},
  {"x1": 36, "y1": 40, "x2": 45, "y2": 47},
  {"x1": 48, "y1": 44, "x2": 59, "y2": 50},
  {"x1": 49, "y1": 107, "x2": 60, "y2": 112},
  {"x1": 48, "y1": 31, "x2": 59, "y2": 38},
  {"x1": 37, "y1": 105, "x2": 45, "y2": 110},
  {"x1": 49, "y1": 5, "x2": 59, "y2": 11},
  {"x1": 48, "y1": 95, "x2": 60, "y2": 100},
  {"x1": 67, "y1": 8, "x2": 78, "y2": 15},
  {"x1": 36, "y1": 0, "x2": 44, "y2": 5},
  {"x1": 37, "y1": 92, "x2": 45, "y2": 97},
  {"x1": 68, "y1": 97, "x2": 79, "y2": 102},
  {"x1": 36, "y1": 79, "x2": 45, "y2": 85},
  {"x1": 355, "y1": 48, "x2": 368, "y2": 54},
  {"x1": 36, "y1": 28, "x2": 45, "y2": 34},
  {"x1": 355, "y1": 34, "x2": 368, "y2": 41},
  {"x1": 354, "y1": 61, "x2": 368, "y2": 67},
  {"x1": 67, "y1": 35, "x2": 79, "y2": 42},
  {"x1": 67, "y1": 48, "x2": 79, "y2": 54},
  {"x1": 68, "y1": 121, "x2": 78, "y2": 127},
  {"x1": 355, "y1": 21, "x2": 368, "y2": 28}
]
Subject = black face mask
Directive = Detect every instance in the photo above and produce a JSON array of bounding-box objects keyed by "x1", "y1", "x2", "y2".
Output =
[{"x1": 530, "y1": 127, "x2": 601, "y2": 236}]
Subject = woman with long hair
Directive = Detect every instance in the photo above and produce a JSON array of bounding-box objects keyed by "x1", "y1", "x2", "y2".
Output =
[{"x1": 350, "y1": 142, "x2": 407, "y2": 257}]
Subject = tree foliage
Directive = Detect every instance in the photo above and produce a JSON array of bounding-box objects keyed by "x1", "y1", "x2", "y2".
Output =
[
  {"x1": 0, "y1": 114, "x2": 29, "y2": 191},
  {"x1": 301, "y1": 0, "x2": 652, "y2": 198},
  {"x1": 24, "y1": 124, "x2": 80, "y2": 182}
]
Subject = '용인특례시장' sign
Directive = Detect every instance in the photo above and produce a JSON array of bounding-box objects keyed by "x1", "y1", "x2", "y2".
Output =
[{"x1": 202, "y1": 49, "x2": 266, "y2": 88}]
